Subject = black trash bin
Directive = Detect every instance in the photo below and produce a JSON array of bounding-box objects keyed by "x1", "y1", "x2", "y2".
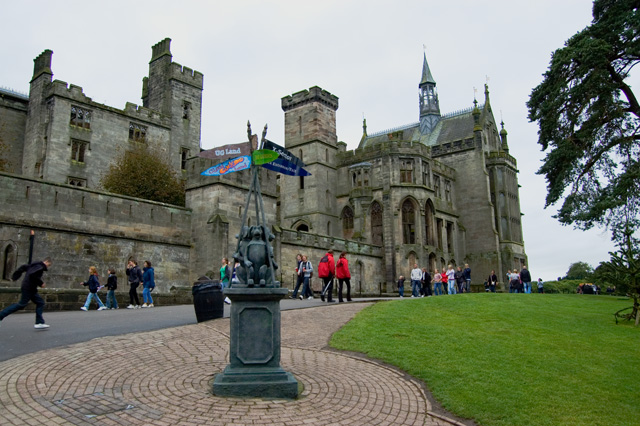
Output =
[{"x1": 192, "y1": 278, "x2": 224, "y2": 323}]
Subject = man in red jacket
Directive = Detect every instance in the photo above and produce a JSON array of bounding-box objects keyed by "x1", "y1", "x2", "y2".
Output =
[{"x1": 317, "y1": 250, "x2": 335, "y2": 302}]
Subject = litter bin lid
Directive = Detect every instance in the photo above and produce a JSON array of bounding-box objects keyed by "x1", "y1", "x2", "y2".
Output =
[{"x1": 192, "y1": 279, "x2": 222, "y2": 294}]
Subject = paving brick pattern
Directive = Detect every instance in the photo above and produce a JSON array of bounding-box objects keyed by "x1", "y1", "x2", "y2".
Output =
[{"x1": 0, "y1": 303, "x2": 462, "y2": 425}]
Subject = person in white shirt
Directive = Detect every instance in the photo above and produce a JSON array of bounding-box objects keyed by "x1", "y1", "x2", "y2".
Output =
[{"x1": 410, "y1": 264, "x2": 422, "y2": 298}]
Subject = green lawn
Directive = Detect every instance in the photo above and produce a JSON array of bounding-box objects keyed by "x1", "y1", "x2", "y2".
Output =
[{"x1": 330, "y1": 294, "x2": 640, "y2": 426}]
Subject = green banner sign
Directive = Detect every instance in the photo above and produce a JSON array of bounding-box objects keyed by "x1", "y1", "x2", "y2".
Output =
[{"x1": 252, "y1": 149, "x2": 279, "y2": 165}]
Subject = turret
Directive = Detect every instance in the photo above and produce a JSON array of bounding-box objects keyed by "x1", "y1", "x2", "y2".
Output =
[
  {"x1": 500, "y1": 120, "x2": 509, "y2": 152},
  {"x1": 419, "y1": 52, "x2": 441, "y2": 134}
]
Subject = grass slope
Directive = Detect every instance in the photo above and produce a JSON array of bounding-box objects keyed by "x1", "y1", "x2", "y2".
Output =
[{"x1": 330, "y1": 294, "x2": 640, "y2": 426}]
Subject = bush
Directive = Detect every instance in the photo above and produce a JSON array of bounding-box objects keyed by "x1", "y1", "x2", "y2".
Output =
[{"x1": 542, "y1": 279, "x2": 585, "y2": 294}]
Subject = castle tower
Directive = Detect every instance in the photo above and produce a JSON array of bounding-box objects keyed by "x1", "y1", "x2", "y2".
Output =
[
  {"x1": 22, "y1": 50, "x2": 54, "y2": 178},
  {"x1": 280, "y1": 86, "x2": 339, "y2": 236},
  {"x1": 419, "y1": 53, "x2": 440, "y2": 134},
  {"x1": 142, "y1": 38, "x2": 203, "y2": 173}
]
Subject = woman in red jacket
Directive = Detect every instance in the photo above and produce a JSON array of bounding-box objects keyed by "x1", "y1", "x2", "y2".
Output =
[{"x1": 336, "y1": 251, "x2": 352, "y2": 303}]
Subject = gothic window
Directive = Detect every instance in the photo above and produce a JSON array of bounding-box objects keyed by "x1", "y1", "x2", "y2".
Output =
[
  {"x1": 67, "y1": 177, "x2": 87, "y2": 187},
  {"x1": 400, "y1": 159, "x2": 414, "y2": 183},
  {"x1": 446, "y1": 222, "x2": 454, "y2": 252},
  {"x1": 434, "y1": 175, "x2": 441, "y2": 198},
  {"x1": 70, "y1": 106, "x2": 92, "y2": 129},
  {"x1": 327, "y1": 221, "x2": 332, "y2": 235},
  {"x1": 129, "y1": 123, "x2": 147, "y2": 142},
  {"x1": 181, "y1": 148, "x2": 189, "y2": 170},
  {"x1": 357, "y1": 171, "x2": 362, "y2": 186},
  {"x1": 299, "y1": 176, "x2": 305, "y2": 190},
  {"x1": 182, "y1": 101, "x2": 191, "y2": 119},
  {"x1": 342, "y1": 206, "x2": 354, "y2": 239},
  {"x1": 70, "y1": 140, "x2": 88, "y2": 163},
  {"x1": 352, "y1": 173, "x2": 357, "y2": 187},
  {"x1": 3, "y1": 244, "x2": 16, "y2": 281},
  {"x1": 436, "y1": 218, "x2": 443, "y2": 249},
  {"x1": 445, "y1": 180, "x2": 452, "y2": 202},
  {"x1": 423, "y1": 162, "x2": 431, "y2": 186},
  {"x1": 364, "y1": 170, "x2": 369, "y2": 187},
  {"x1": 402, "y1": 199, "x2": 416, "y2": 244},
  {"x1": 297, "y1": 224, "x2": 309, "y2": 232},
  {"x1": 371, "y1": 201, "x2": 383, "y2": 246},
  {"x1": 424, "y1": 200, "x2": 435, "y2": 246}
]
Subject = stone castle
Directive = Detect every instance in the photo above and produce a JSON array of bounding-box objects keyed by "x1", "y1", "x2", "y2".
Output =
[{"x1": 0, "y1": 38, "x2": 527, "y2": 293}]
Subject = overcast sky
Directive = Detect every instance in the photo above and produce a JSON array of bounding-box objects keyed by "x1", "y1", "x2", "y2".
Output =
[{"x1": 1, "y1": 0, "x2": 624, "y2": 280}]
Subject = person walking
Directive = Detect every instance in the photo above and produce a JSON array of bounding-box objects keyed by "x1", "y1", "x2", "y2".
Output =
[
  {"x1": 421, "y1": 267, "x2": 432, "y2": 297},
  {"x1": 80, "y1": 266, "x2": 107, "y2": 311},
  {"x1": 141, "y1": 260, "x2": 155, "y2": 308},
  {"x1": 105, "y1": 268, "x2": 118, "y2": 309},
  {"x1": 318, "y1": 249, "x2": 335, "y2": 302},
  {"x1": 410, "y1": 263, "x2": 422, "y2": 298},
  {"x1": 336, "y1": 251, "x2": 352, "y2": 303},
  {"x1": 291, "y1": 254, "x2": 304, "y2": 299},
  {"x1": 487, "y1": 270, "x2": 498, "y2": 293},
  {"x1": 463, "y1": 263, "x2": 472, "y2": 293},
  {"x1": 537, "y1": 278, "x2": 544, "y2": 294},
  {"x1": 520, "y1": 265, "x2": 532, "y2": 294},
  {"x1": 126, "y1": 260, "x2": 142, "y2": 309},
  {"x1": 441, "y1": 268, "x2": 449, "y2": 294},
  {"x1": 433, "y1": 270, "x2": 442, "y2": 296},
  {"x1": 300, "y1": 255, "x2": 313, "y2": 300},
  {"x1": 446, "y1": 265, "x2": 457, "y2": 295},
  {"x1": 0, "y1": 257, "x2": 52, "y2": 329},
  {"x1": 220, "y1": 257, "x2": 231, "y2": 305}
]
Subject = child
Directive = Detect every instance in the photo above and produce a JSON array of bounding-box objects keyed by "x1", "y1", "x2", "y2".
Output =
[
  {"x1": 397, "y1": 275, "x2": 405, "y2": 298},
  {"x1": 105, "y1": 268, "x2": 118, "y2": 309},
  {"x1": 80, "y1": 266, "x2": 107, "y2": 311}
]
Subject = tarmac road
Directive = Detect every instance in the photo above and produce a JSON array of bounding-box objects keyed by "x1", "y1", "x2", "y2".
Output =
[{"x1": 0, "y1": 297, "x2": 382, "y2": 362}]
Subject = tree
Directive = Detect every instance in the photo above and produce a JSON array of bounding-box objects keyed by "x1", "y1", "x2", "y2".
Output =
[
  {"x1": 101, "y1": 143, "x2": 185, "y2": 206},
  {"x1": 527, "y1": 0, "x2": 640, "y2": 233},
  {"x1": 564, "y1": 261, "x2": 594, "y2": 280}
]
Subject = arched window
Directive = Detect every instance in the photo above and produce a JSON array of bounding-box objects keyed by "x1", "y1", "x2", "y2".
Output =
[
  {"x1": 424, "y1": 200, "x2": 435, "y2": 246},
  {"x1": 327, "y1": 221, "x2": 332, "y2": 235},
  {"x1": 297, "y1": 224, "x2": 309, "y2": 232},
  {"x1": 371, "y1": 201, "x2": 383, "y2": 246},
  {"x1": 341, "y1": 206, "x2": 354, "y2": 239},
  {"x1": 3, "y1": 244, "x2": 16, "y2": 281},
  {"x1": 402, "y1": 199, "x2": 416, "y2": 244}
]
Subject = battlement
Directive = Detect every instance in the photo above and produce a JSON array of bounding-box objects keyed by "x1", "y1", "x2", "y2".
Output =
[
  {"x1": 281, "y1": 86, "x2": 339, "y2": 112},
  {"x1": 151, "y1": 38, "x2": 172, "y2": 63},
  {"x1": 48, "y1": 80, "x2": 92, "y2": 103},
  {"x1": 169, "y1": 62, "x2": 204, "y2": 88},
  {"x1": 485, "y1": 150, "x2": 518, "y2": 168},
  {"x1": 123, "y1": 102, "x2": 166, "y2": 123},
  {"x1": 31, "y1": 49, "x2": 53, "y2": 82},
  {"x1": 431, "y1": 138, "x2": 477, "y2": 157}
]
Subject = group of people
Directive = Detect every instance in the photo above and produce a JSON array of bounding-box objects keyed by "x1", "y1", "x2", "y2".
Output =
[
  {"x1": 289, "y1": 250, "x2": 352, "y2": 303},
  {"x1": 81, "y1": 259, "x2": 156, "y2": 310},
  {"x1": 505, "y1": 266, "x2": 541, "y2": 293},
  {"x1": 398, "y1": 263, "x2": 472, "y2": 297}
]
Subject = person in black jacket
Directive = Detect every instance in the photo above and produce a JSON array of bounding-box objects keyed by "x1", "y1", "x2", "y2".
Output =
[
  {"x1": 126, "y1": 260, "x2": 143, "y2": 309},
  {"x1": 520, "y1": 266, "x2": 532, "y2": 294},
  {"x1": 105, "y1": 268, "x2": 118, "y2": 309},
  {"x1": 0, "y1": 257, "x2": 52, "y2": 329}
]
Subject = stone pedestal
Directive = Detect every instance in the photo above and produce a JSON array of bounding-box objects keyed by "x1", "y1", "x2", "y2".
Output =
[{"x1": 212, "y1": 287, "x2": 299, "y2": 399}]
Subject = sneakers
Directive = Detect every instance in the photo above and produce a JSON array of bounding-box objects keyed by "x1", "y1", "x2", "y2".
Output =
[
  {"x1": 34, "y1": 324, "x2": 50, "y2": 329},
  {"x1": 80, "y1": 307, "x2": 88, "y2": 311},
  {"x1": 136, "y1": 305, "x2": 141, "y2": 309},
  {"x1": 141, "y1": 303, "x2": 148, "y2": 308},
  {"x1": 307, "y1": 296, "x2": 313, "y2": 300},
  {"x1": 299, "y1": 295, "x2": 303, "y2": 300},
  {"x1": 224, "y1": 297, "x2": 231, "y2": 305},
  {"x1": 98, "y1": 306, "x2": 107, "y2": 311},
  {"x1": 127, "y1": 305, "x2": 135, "y2": 309},
  {"x1": 148, "y1": 304, "x2": 154, "y2": 308}
]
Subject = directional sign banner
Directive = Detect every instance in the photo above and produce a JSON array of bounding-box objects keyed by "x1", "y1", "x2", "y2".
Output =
[
  {"x1": 201, "y1": 155, "x2": 251, "y2": 176},
  {"x1": 252, "y1": 149, "x2": 279, "y2": 165},
  {"x1": 261, "y1": 157, "x2": 311, "y2": 176}
]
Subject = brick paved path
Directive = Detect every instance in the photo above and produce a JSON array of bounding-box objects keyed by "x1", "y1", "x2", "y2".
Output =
[{"x1": 0, "y1": 303, "x2": 466, "y2": 425}]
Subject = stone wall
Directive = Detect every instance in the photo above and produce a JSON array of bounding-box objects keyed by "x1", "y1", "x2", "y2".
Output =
[
  {"x1": 0, "y1": 172, "x2": 192, "y2": 292},
  {"x1": 0, "y1": 88, "x2": 27, "y2": 174}
]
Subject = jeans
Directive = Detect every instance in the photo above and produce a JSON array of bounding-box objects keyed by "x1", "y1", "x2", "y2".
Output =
[
  {"x1": 411, "y1": 280, "x2": 421, "y2": 297},
  {"x1": 302, "y1": 276, "x2": 312, "y2": 298},
  {"x1": 142, "y1": 287, "x2": 153, "y2": 304},
  {"x1": 83, "y1": 292, "x2": 105, "y2": 309},
  {"x1": 106, "y1": 289, "x2": 118, "y2": 309},
  {"x1": 338, "y1": 278, "x2": 351, "y2": 302},
  {"x1": 523, "y1": 282, "x2": 531, "y2": 294},
  {"x1": 434, "y1": 282, "x2": 443, "y2": 295},
  {"x1": 398, "y1": 285, "x2": 404, "y2": 297},
  {"x1": 448, "y1": 279, "x2": 457, "y2": 294},
  {"x1": 490, "y1": 284, "x2": 496, "y2": 293},
  {"x1": 465, "y1": 279, "x2": 471, "y2": 293},
  {"x1": 292, "y1": 275, "x2": 304, "y2": 297},
  {"x1": 0, "y1": 290, "x2": 45, "y2": 324}
]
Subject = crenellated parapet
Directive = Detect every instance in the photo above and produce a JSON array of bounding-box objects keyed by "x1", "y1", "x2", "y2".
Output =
[
  {"x1": 281, "y1": 86, "x2": 339, "y2": 112},
  {"x1": 485, "y1": 150, "x2": 518, "y2": 169},
  {"x1": 431, "y1": 137, "x2": 477, "y2": 157},
  {"x1": 169, "y1": 62, "x2": 204, "y2": 89}
]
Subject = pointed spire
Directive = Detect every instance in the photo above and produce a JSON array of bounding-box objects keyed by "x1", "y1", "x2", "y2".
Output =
[
  {"x1": 420, "y1": 53, "x2": 436, "y2": 86},
  {"x1": 362, "y1": 116, "x2": 367, "y2": 137}
]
